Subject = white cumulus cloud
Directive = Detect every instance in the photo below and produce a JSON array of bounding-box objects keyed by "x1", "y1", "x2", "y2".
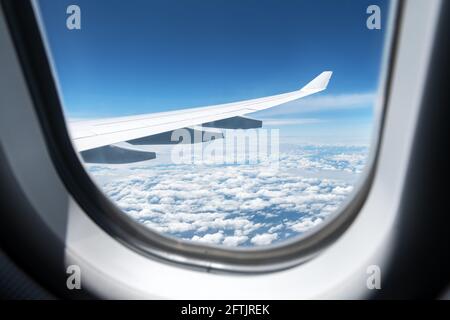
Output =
[
  {"x1": 86, "y1": 144, "x2": 367, "y2": 247},
  {"x1": 250, "y1": 233, "x2": 279, "y2": 246}
]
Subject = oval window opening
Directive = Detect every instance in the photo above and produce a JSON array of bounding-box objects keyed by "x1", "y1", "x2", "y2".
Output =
[{"x1": 35, "y1": 0, "x2": 394, "y2": 250}]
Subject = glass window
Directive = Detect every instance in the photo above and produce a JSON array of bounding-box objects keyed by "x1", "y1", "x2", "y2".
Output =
[{"x1": 35, "y1": 0, "x2": 393, "y2": 248}]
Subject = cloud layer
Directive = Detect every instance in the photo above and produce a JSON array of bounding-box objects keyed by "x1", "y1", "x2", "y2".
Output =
[{"x1": 87, "y1": 144, "x2": 367, "y2": 247}]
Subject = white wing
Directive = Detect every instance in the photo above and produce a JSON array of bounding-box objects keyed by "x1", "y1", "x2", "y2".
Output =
[{"x1": 69, "y1": 71, "x2": 332, "y2": 163}]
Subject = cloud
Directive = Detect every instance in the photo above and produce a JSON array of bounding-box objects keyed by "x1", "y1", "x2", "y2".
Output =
[
  {"x1": 191, "y1": 232, "x2": 224, "y2": 244},
  {"x1": 223, "y1": 235, "x2": 249, "y2": 247},
  {"x1": 86, "y1": 144, "x2": 367, "y2": 247},
  {"x1": 289, "y1": 218, "x2": 323, "y2": 233},
  {"x1": 255, "y1": 92, "x2": 376, "y2": 117},
  {"x1": 250, "y1": 233, "x2": 278, "y2": 246}
]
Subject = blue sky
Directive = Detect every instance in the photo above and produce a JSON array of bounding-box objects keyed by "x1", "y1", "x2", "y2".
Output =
[{"x1": 37, "y1": 0, "x2": 391, "y2": 144}]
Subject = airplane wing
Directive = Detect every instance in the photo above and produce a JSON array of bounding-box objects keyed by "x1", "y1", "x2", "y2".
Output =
[{"x1": 68, "y1": 71, "x2": 332, "y2": 163}]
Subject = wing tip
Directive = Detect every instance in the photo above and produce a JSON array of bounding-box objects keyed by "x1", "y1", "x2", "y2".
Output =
[{"x1": 301, "y1": 71, "x2": 333, "y2": 92}]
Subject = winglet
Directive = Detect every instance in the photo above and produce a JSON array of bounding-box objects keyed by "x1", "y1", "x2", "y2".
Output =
[{"x1": 300, "y1": 71, "x2": 333, "y2": 93}]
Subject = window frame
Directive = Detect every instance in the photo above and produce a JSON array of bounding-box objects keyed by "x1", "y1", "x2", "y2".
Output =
[{"x1": 2, "y1": 0, "x2": 402, "y2": 274}]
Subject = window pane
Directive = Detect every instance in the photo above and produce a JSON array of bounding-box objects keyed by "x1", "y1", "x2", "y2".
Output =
[{"x1": 36, "y1": 0, "x2": 392, "y2": 248}]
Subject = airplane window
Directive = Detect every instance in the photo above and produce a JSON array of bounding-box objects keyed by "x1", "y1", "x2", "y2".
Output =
[{"x1": 34, "y1": 0, "x2": 393, "y2": 249}]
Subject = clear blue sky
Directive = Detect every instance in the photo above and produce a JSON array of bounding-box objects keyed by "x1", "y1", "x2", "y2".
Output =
[{"x1": 37, "y1": 0, "x2": 392, "y2": 144}]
